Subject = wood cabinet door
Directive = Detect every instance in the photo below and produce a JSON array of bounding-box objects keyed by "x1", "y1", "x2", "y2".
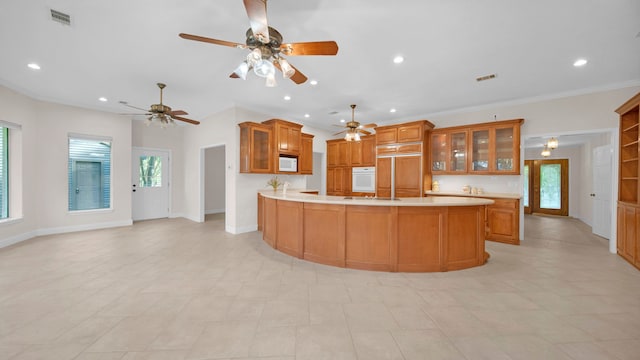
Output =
[
  {"x1": 395, "y1": 156, "x2": 422, "y2": 197},
  {"x1": 622, "y1": 205, "x2": 637, "y2": 261},
  {"x1": 376, "y1": 157, "x2": 392, "y2": 197},
  {"x1": 335, "y1": 167, "x2": 347, "y2": 195},
  {"x1": 327, "y1": 167, "x2": 336, "y2": 195},
  {"x1": 617, "y1": 204, "x2": 626, "y2": 255},
  {"x1": 397, "y1": 124, "x2": 423, "y2": 143},
  {"x1": 486, "y1": 199, "x2": 519, "y2": 244},
  {"x1": 431, "y1": 132, "x2": 447, "y2": 172},
  {"x1": 361, "y1": 137, "x2": 376, "y2": 166},
  {"x1": 338, "y1": 141, "x2": 350, "y2": 166},
  {"x1": 327, "y1": 142, "x2": 339, "y2": 167},
  {"x1": 239, "y1": 123, "x2": 272, "y2": 173},
  {"x1": 300, "y1": 134, "x2": 313, "y2": 174},
  {"x1": 277, "y1": 125, "x2": 301, "y2": 154},
  {"x1": 349, "y1": 140, "x2": 363, "y2": 166},
  {"x1": 376, "y1": 128, "x2": 397, "y2": 145}
]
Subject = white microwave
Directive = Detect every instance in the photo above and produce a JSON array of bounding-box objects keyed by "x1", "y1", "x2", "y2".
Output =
[{"x1": 279, "y1": 156, "x2": 298, "y2": 172}]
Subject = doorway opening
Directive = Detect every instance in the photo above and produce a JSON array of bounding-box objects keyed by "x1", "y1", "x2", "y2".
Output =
[
  {"x1": 204, "y1": 145, "x2": 226, "y2": 223},
  {"x1": 524, "y1": 159, "x2": 569, "y2": 216}
]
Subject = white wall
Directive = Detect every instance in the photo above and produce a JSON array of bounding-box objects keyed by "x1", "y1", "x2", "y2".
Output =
[
  {"x1": 181, "y1": 107, "x2": 333, "y2": 233},
  {"x1": 0, "y1": 85, "x2": 132, "y2": 247},
  {"x1": 131, "y1": 120, "x2": 185, "y2": 217},
  {"x1": 205, "y1": 146, "x2": 225, "y2": 214}
]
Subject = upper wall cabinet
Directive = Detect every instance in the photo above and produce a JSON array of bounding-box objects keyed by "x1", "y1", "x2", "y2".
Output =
[
  {"x1": 431, "y1": 119, "x2": 523, "y2": 175},
  {"x1": 375, "y1": 121, "x2": 432, "y2": 145},
  {"x1": 262, "y1": 119, "x2": 302, "y2": 156},
  {"x1": 239, "y1": 119, "x2": 312, "y2": 174},
  {"x1": 239, "y1": 122, "x2": 273, "y2": 173}
]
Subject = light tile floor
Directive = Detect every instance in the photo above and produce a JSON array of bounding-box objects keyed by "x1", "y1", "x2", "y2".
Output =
[{"x1": 1, "y1": 214, "x2": 639, "y2": 360}]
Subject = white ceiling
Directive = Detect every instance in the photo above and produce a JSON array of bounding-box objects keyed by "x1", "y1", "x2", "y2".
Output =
[{"x1": 1, "y1": 0, "x2": 639, "y2": 132}]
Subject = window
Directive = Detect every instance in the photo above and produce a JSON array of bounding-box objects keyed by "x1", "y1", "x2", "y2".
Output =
[
  {"x1": 139, "y1": 156, "x2": 162, "y2": 187},
  {"x1": 68, "y1": 136, "x2": 112, "y2": 211},
  {"x1": 0, "y1": 127, "x2": 7, "y2": 219}
]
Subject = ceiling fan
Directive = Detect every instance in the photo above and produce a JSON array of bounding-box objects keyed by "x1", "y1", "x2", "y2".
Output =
[
  {"x1": 119, "y1": 83, "x2": 200, "y2": 127},
  {"x1": 333, "y1": 104, "x2": 377, "y2": 141},
  {"x1": 178, "y1": 0, "x2": 338, "y2": 86}
]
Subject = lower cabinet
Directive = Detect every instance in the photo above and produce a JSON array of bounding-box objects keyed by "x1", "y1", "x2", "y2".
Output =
[
  {"x1": 486, "y1": 198, "x2": 520, "y2": 245},
  {"x1": 327, "y1": 167, "x2": 349, "y2": 195},
  {"x1": 617, "y1": 202, "x2": 640, "y2": 270}
]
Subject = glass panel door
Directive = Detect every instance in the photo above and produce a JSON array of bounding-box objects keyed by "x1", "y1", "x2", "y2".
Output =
[
  {"x1": 450, "y1": 131, "x2": 466, "y2": 172},
  {"x1": 495, "y1": 127, "x2": 515, "y2": 171},
  {"x1": 471, "y1": 129, "x2": 490, "y2": 172},
  {"x1": 523, "y1": 160, "x2": 533, "y2": 214},
  {"x1": 532, "y1": 159, "x2": 569, "y2": 216},
  {"x1": 431, "y1": 133, "x2": 447, "y2": 171}
]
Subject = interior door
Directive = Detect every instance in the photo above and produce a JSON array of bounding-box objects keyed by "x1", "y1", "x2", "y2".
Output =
[
  {"x1": 132, "y1": 148, "x2": 169, "y2": 221},
  {"x1": 592, "y1": 145, "x2": 612, "y2": 238},
  {"x1": 533, "y1": 159, "x2": 569, "y2": 216}
]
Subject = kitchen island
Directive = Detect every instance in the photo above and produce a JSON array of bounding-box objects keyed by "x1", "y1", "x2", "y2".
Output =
[{"x1": 257, "y1": 191, "x2": 494, "y2": 272}]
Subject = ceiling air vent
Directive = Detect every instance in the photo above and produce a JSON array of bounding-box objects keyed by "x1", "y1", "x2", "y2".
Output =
[
  {"x1": 50, "y1": 9, "x2": 71, "y2": 26},
  {"x1": 476, "y1": 73, "x2": 497, "y2": 82}
]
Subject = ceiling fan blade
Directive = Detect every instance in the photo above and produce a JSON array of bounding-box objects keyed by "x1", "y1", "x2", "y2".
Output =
[
  {"x1": 361, "y1": 123, "x2": 378, "y2": 128},
  {"x1": 119, "y1": 113, "x2": 151, "y2": 116},
  {"x1": 243, "y1": 0, "x2": 269, "y2": 43},
  {"x1": 172, "y1": 115, "x2": 200, "y2": 125},
  {"x1": 169, "y1": 110, "x2": 188, "y2": 116},
  {"x1": 279, "y1": 41, "x2": 339, "y2": 56},
  {"x1": 230, "y1": 72, "x2": 240, "y2": 79},
  {"x1": 119, "y1": 101, "x2": 150, "y2": 112},
  {"x1": 358, "y1": 129, "x2": 372, "y2": 135},
  {"x1": 333, "y1": 130, "x2": 347, "y2": 136},
  {"x1": 274, "y1": 61, "x2": 308, "y2": 84},
  {"x1": 179, "y1": 33, "x2": 246, "y2": 49}
]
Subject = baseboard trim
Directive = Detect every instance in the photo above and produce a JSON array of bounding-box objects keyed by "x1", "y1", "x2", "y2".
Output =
[
  {"x1": 226, "y1": 224, "x2": 257, "y2": 234},
  {"x1": 36, "y1": 220, "x2": 133, "y2": 237},
  {"x1": 205, "y1": 208, "x2": 225, "y2": 215},
  {"x1": 0, "y1": 230, "x2": 38, "y2": 249},
  {"x1": 0, "y1": 220, "x2": 133, "y2": 249}
]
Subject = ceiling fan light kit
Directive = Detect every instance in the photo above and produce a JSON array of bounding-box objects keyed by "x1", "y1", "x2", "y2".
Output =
[
  {"x1": 333, "y1": 104, "x2": 377, "y2": 142},
  {"x1": 179, "y1": 0, "x2": 338, "y2": 87}
]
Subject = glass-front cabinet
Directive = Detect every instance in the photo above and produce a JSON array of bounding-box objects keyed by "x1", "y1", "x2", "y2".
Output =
[
  {"x1": 431, "y1": 133, "x2": 447, "y2": 171},
  {"x1": 431, "y1": 119, "x2": 522, "y2": 175},
  {"x1": 449, "y1": 131, "x2": 467, "y2": 172},
  {"x1": 470, "y1": 129, "x2": 490, "y2": 172},
  {"x1": 239, "y1": 122, "x2": 273, "y2": 173}
]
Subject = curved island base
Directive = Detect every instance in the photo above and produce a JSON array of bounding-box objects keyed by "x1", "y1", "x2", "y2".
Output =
[{"x1": 258, "y1": 192, "x2": 493, "y2": 272}]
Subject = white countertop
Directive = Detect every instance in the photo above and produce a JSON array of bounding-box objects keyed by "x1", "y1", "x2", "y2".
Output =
[
  {"x1": 260, "y1": 190, "x2": 494, "y2": 206},
  {"x1": 425, "y1": 190, "x2": 522, "y2": 199}
]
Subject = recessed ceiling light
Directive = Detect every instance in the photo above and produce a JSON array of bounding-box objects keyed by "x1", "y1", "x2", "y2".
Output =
[
  {"x1": 393, "y1": 56, "x2": 404, "y2": 64},
  {"x1": 98, "y1": 97, "x2": 108, "y2": 102},
  {"x1": 309, "y1": 80, "x2": 318, "y2": 85},
  {"x1": 340, "y1": 119, "x2": 345, "y2": 123},
  {"x1": 27, "y1": 63, "x2": 41, "y2": 70},
  {"x1": 283, "y1": 95, "x2": 291, "y2": 101},
  {"x1": 390, "y1": 108, "x2": 397, "y2": 113},
  {"x1": 304, "y1": 114, "x2": 310, "y2": 118},
  {"x1": 573, "y1": 58, "x2": 588, "y2": 67}
]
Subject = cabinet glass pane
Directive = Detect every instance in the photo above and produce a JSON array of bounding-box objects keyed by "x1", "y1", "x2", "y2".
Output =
[
  {"x1": 450, "y1": 132, "x2": 466, "y2": 172},
  {"x1": 495, "y1": 127, "x2": 515, "y2": 171},
  {"x1": 523, "y1": 164, "x2": 529, "y2": 207},
  {"x1": 431, "y1": 133, "x2": 447, "y2": 171},
  {"x1": 471, "y1": 130, "x2": 489, "y2": 171},
  {"x1": 252, "y1": 129, "x2": 270, "y2": 170}
]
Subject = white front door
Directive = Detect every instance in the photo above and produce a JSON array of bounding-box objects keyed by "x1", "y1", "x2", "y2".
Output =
[
  {"x1": 132, "y1": 148, "x2": 170, "y2": 221},
  {"x1": 592, "y1": 145, "x2": 612, "y2": 238}
]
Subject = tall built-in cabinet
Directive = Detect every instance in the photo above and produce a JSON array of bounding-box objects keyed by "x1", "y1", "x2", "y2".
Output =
[
  {"x1": 239, "y1": 119, "x2": 313, "y2": 175},
  {"x1": 326, "y1": 135, "x2": 375, "y2": 195},
  {"x1": 374, "y1": 120, "x2": 434, "y2": 198},
  {"x1": 616, "y1": 92, "x2": 640, "y2": 270}
]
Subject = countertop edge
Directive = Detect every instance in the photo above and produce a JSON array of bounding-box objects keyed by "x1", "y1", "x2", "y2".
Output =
[
  {"x1": 259, "y1": 190, "x2": 494, "y2": 206},
  {"x1": 425, "y1": 190, "x2": 522, "y2": 199}
]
